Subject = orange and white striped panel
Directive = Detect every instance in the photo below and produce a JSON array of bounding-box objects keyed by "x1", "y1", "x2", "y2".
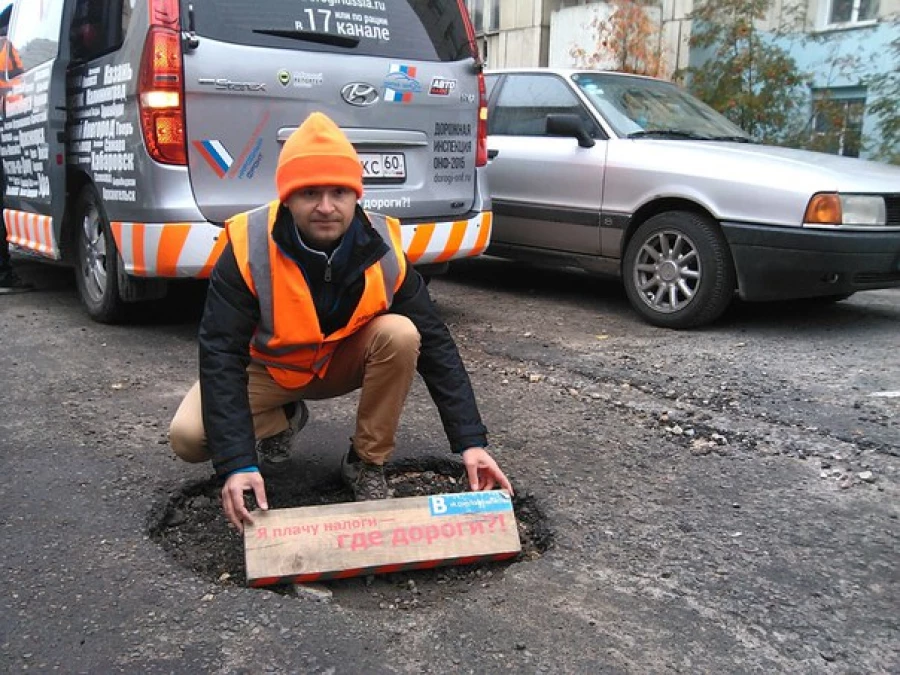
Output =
[
  {"x1": 3, "y1": 209, "x2": 60, "y2": 260},
  {"x1": 401, "y1": 211, "x2": 492, "y2": 266},
  {"x1": 110, "y1": 221, "x2": 227, "y2": 279}
]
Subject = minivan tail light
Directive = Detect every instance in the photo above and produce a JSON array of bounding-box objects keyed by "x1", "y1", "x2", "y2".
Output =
[
  {"x1": 476, "y1": 73, "x2": 488, "y2": 167},
  {"x1": 139, "y1": 26, "x2": 186, "y2": 165},
  {"x1": 454, "y1": 0, "x2": 489, "y2": 167}
]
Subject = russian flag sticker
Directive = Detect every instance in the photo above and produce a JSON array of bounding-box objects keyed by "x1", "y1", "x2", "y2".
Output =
[{"x1": 193, "y1": 139, "x2": 234, "y2": 178}]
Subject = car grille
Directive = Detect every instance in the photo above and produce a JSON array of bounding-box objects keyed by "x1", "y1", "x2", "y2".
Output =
[
  {"x1": 854, "y1": 272, "x2": 900, "y2": 284},
  {"x1": 886, "y1": 195, "x2": 900, "y2": 227}
]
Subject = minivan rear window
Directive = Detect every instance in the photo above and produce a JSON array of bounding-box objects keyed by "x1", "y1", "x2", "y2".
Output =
[{"x1": 189, "y1": 0, "x2": 473, "y2": 62}]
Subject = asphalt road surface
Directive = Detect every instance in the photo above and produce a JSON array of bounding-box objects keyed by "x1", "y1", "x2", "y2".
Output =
[{"x1": 1, "y1": 257, "x2": 898, "y2": 674}]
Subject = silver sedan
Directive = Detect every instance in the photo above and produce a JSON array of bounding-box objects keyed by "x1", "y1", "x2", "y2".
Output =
[{"x1": 484, "y1": 68, "x2": 900, "y2": 328}]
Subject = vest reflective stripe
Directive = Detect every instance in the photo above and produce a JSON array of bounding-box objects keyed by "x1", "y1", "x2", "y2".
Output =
[
  {"x1": 370, "y1": 213, "x2": 407, "y2": 304},
  {"x1": 227, "y1": 201, "x2": 407, "y2": 388},
  {"x1": 244, "y1": 202, "x2": 278, "y2": 346}
]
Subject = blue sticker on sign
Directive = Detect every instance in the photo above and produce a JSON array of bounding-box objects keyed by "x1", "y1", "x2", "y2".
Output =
[{"x1": 429, "y1": 492, "x2": 512, "y2": 517}]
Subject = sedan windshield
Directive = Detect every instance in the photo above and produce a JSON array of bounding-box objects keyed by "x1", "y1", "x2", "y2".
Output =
[{"x1": 571, "y1": 72, "x2": 751, "y2": 141}]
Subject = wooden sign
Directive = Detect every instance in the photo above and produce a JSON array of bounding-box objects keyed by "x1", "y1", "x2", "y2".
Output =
[{"x1": 244, "y1": 491, "x2": 520, "y2": 587}]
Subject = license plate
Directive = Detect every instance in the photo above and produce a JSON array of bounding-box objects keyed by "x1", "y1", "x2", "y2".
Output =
[{"x1": 359, "y1": 153, "x2": 406, "y2": 180}]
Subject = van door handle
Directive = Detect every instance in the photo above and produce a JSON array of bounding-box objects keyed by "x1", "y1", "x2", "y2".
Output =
[{"x1": 487, "y1": 149, "x2": 499, "y2": 160}]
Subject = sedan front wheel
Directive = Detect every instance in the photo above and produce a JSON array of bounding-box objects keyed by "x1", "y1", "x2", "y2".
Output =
[{"x1": 623, "y1": 211, "x2": 735, "y2": 329}]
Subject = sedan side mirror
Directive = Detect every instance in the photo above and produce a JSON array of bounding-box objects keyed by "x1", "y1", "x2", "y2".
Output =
[{"x1": 546, "y1": 114, "x2": 596, "y2": 148}]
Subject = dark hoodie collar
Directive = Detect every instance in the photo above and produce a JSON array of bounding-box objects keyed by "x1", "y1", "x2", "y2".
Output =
[{"x1": 272, "y1": 205, "x2": 389, "y2": 287}]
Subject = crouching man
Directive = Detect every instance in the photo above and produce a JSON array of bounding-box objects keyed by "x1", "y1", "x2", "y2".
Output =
[{"x1": 169, "y1": 112, "x2": 512, "y2": 531}]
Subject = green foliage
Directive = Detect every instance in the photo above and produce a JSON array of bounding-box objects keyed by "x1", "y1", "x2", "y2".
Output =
[
  {"x1": 682, "y1": 0, "x2": 813, "y2": 145},
  {"x1": 863, "y1": 32, "x2": 900, "y2": 164},
  {"x1": 683, "y1": 1, "x2": 899, "y2": 164}
]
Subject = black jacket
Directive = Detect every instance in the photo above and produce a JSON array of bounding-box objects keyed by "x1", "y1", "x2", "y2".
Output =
[{"x1": 199, "y1": 205, "x2": 488, "y2": 477}]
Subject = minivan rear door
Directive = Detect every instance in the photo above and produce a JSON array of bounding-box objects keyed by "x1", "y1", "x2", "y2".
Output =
[
  {"x1": 182, "y1": 0, "x2": 480, "y2": 224},
  {"x1": 1, "y1": 0, "x2": 74, "y2": 247}
]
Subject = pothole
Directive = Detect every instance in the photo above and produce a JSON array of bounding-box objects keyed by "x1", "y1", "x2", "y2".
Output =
[{"x1": 148, "y1": 457, "x2": 552, "y2": 608}]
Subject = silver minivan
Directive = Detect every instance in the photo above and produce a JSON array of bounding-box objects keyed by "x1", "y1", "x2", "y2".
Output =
[{"x1": 1, "y1": 0, "x2": 492, "y2": 321}]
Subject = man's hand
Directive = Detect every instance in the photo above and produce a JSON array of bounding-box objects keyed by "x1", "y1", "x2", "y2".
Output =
[
  {"x1": 462, "y1": 447, "x2": 514, "y2": 495},
  {"x1": 221, "y1": 470, "x2": 269, "y2": 532}
]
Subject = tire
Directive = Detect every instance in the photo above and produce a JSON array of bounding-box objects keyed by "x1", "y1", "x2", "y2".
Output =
[
  {"x1": 73, "y1": 185, "x2": 125, "y2": 323},
  {"x1": 623, "y1": 211, "x2": 735, "y2": 329}
]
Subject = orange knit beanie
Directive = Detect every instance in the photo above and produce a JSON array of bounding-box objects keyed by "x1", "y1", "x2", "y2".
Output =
[{"x1": 275, "y1": 112, "x2": 364, "y2": 201}]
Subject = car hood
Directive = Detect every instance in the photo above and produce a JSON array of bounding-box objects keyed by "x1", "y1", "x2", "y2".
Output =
[{"x1": 619, "y1": 140, "x2": 900, "y2": 193}]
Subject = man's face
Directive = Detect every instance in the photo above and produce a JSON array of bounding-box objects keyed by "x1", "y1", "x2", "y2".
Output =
[{"x1": 285, "y1": 186, "x2": 357, "y2": 249}]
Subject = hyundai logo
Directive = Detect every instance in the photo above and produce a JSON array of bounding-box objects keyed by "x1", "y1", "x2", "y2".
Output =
[{"x1": 341, "y1": 83, "x2": 379, "y2": 107}]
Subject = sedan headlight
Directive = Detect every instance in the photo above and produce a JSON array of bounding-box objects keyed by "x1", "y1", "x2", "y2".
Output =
[{"x1": 804, "y1": 193, "x2": 887, "y2": 227}]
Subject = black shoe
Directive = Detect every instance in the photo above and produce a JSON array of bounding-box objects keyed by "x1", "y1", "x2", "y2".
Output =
[
  {"x1": 341, "y1": 447, "x2": 391, "y2": 500},
  {"x1": 256, "y1": 401, "x2": 309, "y2": 465},
  {"x1": 0, "y1": 271, "x2": 34, "y2": 294}
]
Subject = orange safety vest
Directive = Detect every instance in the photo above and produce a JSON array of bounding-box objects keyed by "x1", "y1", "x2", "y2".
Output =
[
  {"x1": 0, "y1": 36, "x2": 22, "y2": 84},
  {"x1": 227, "y1": 200, "x2": 408, "y2": 389}
]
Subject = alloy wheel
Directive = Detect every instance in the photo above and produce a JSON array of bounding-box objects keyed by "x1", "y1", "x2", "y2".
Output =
[
  {"x1": 632, "y1": 229, "x2": 701, "y2": 314},
  {"x1": 79, "y1": 205, "x2": 109, "y2": 305}
]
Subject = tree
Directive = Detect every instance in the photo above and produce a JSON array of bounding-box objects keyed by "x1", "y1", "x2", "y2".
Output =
[
  {"x1": 569, "y1": 0, "x2": 667, "y2": 78},
  {"x1": 863, "y1": 30, "x2": 900, "y2": 164},
  {"x1": 682, "y1": 0, "x2": 811, "y2": 145}
]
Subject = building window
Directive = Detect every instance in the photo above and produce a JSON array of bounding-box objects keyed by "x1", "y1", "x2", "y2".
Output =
[
  {"x1": 812, "y1": 90, "x2": 866, "y2": 158},
  {"x1": 466, "y1": 0, "x2": 499, "y2": 34},
  {"x1": 828, "y1": 0, "x2": 879, "y2": 25}
]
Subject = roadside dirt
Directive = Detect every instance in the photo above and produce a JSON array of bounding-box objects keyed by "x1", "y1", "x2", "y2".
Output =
[
  {"x1": 142, "y1": 261, "x2": 898, "y2": 671},
  {"x1": 8, "y1": 259, "x2": 895, "y2": 672}
]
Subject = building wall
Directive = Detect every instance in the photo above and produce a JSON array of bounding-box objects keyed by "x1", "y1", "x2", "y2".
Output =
[
  {"x1": 776, "y1": 19, "x2": 899, "y2": 159},
  {"x1": 469, "y1": 0, "x2": 898, "y2": 160},
  {"x1": 478, "y1": 0, "x2": 549, "y2": 68},
  {"x1": 473, "y1": 0, "x2": 900, "y2": 68},
  {"x1": 547, "y1": 1, "x2": 689, "y2": 73},
  {"x1": 548, "y1": 3, "x2": 613, "y2": 67},
  {"x1": 659, "y1": 0, "x2": 694, "y2": 73},
  {"x1": 765, "y1": 0, "x2": 899, "y2": 159},
  {"x1": 475, "y1": 0, "x2": 694, "y2": 71}
]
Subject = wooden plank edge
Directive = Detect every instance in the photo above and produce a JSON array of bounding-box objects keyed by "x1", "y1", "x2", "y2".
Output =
[{"x1": 248, "y1": 550, "x2": 520, "y2": 588}]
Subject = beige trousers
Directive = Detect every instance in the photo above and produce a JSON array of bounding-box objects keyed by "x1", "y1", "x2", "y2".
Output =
[{"x1": 169, "y1": 314, "x2": 420, "y2": 466}]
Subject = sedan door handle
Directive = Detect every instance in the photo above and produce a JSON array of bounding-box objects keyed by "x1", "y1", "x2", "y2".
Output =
[{"x1": 487, "y1": 149, "x2": 499, "y2": 160}]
